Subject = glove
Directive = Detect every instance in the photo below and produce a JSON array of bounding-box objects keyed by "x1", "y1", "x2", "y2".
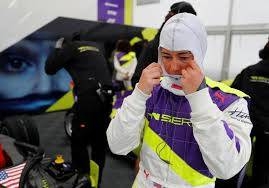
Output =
[{"x1": 55, "y1": 37, "x2": 65, "y2": 49}]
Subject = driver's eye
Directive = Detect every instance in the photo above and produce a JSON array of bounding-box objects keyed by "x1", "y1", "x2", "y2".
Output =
[
  {"x1": 162, "y1": 55, "x2": 172, "y2": 60},
  {"x1": 177, "y1": 52, "x2": 193, "y2": 63}
]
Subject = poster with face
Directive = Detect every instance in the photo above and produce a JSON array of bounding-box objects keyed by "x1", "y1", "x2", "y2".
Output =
[{"x1": 0, "y1": 17, "x2": 156, "y2": 116}]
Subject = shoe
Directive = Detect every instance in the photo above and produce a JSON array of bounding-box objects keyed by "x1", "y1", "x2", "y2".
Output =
[{"x1": 75, "y1": 175, "x2": 92, "y2": 188}]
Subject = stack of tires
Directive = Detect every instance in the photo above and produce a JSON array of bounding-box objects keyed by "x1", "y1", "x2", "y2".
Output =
[{"x1": 0, "y1": 115, "x2": 39, "y2": 146}]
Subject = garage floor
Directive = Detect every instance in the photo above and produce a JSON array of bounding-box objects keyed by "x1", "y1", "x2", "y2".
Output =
[{"x1": 33, "y1": 111, "x2": 136, "y2": 188}]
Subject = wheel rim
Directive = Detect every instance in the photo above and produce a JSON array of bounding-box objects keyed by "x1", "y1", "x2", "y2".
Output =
[
  {"x1": 65, "y1": 113, "x2": 73, "y2": 137},
  {"x1": 1, "y1": 126, "x2": 10, "y2": 136}
]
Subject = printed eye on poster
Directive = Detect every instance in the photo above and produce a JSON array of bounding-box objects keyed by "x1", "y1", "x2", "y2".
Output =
[{"x1": 98, "y1": 0, "x2": 133, "y2": 25}]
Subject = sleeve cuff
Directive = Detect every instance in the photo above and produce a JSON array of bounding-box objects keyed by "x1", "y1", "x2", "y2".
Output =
[
  {"x1": 123, "y1": 84, "x2": 151, "y2": 114},
  {"x1": 185, "y1": 87, "x2": 215, "y2": 113},
  {"x1": 131, "y1": 84, "x2": 151, "y2": 101}
]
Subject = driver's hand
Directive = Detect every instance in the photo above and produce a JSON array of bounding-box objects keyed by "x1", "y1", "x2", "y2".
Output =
[
  {"x1": 181, "y1": 61, "x2": 205, "y2": 94},
  {"x1": 137, "y1": 63, "x2": 162, "y2": 95}
]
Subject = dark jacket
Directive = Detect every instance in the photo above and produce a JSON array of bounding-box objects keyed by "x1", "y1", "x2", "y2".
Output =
[
  {"x1": 131, "y1": 33, "x2": 160, "y2": 86},
  {"x1": 45, "y1": 40, "x2": 112, "y2": 97},
  {"x1": 231, "y1": 59, "x2": 269, "y2": 132}
]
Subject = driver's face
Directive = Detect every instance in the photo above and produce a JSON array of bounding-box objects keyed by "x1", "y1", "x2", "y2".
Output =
[{"x1": 160, "y1": 47, "x2": 194, "y2": 75}]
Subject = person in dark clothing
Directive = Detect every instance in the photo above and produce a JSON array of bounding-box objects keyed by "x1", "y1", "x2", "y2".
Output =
[
  {"x1": 231, "y1": 38, "x2": 269, "y2": 188},
  {"x1": 131, "y1": 1, "x2": 197, "y2": 86},
  {"x1": 45, "y1": 35, "x2": 113, "y2": 187}
]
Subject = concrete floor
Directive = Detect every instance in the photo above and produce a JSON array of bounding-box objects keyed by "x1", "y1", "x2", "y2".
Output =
[{"x1": 33, "y1": 111, "x2": 136, "y2": 188}]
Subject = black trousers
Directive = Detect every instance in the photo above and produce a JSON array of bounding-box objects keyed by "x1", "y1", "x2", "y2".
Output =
[
  {"x1": 71, "y1": 93, "x2": 111, "y2": 184},
  {"x1": 251, "y1": 130, "x2": 269, "y2": 188}
]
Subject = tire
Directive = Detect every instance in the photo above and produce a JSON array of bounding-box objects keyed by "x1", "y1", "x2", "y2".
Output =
[
  {"x1": 0, "y1": 115, "x2": 40, "y2": 146},
  {"x1": 64, "y1": 110, "x2": 74, "y2": 138}
]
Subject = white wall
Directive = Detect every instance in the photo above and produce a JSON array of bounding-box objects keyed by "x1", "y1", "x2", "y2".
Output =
[
  {"x1": 133, "y1": 0, "x2": 269, "y2": 27},
  {"x1": 132, "y1": 0, "x2": 231, "y2": 28},
  {"x1": 229, "y1": 34, "x2": 268, "y2": 78},
  {"x1": 227, "y1": 0, "x2": 269, "y2": 79},
  {"x1": 232, "y1": 0, "x2": 269, "y2": 25},
  {"x1": 132, "y1": 0, "x2": 171, "y2": 28},
  {"x1": 0, "y1": 0, "x2": 98, "y2": 52},
  {"x1": 204, "y1": 35, "x2": 225, "y2": 81}
]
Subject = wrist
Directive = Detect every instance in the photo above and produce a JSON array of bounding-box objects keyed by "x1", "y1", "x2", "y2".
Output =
[
  {"x1": 197, "y1": 78, "x2": 207, "y2": 91},
  {"x1": 137, "y1": 83, "x2": 151, "y2": 95}
]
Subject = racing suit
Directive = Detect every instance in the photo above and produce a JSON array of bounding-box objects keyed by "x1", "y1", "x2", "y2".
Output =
[
  {"x1": 107, "y1": 13, "x2": 252, "y2": 188},
  {"x1": 45, "y1": 40, "x2": 112, "y2": 184},
  {"x1": 114, "y1": 51, "x2": 137, "y2": 90},
  {"x1": 231, "y1": 59, "x2": 269, "y2": 187}
]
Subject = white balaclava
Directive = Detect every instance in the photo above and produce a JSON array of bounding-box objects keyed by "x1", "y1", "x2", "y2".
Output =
[{"x1": 159, "y1": 13, "x2": 207, "y2": 95}]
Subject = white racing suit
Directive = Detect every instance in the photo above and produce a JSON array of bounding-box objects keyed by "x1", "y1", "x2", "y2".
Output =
[{"x1": 107, "y1": 13, "x2": 252, "y2": 188}]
